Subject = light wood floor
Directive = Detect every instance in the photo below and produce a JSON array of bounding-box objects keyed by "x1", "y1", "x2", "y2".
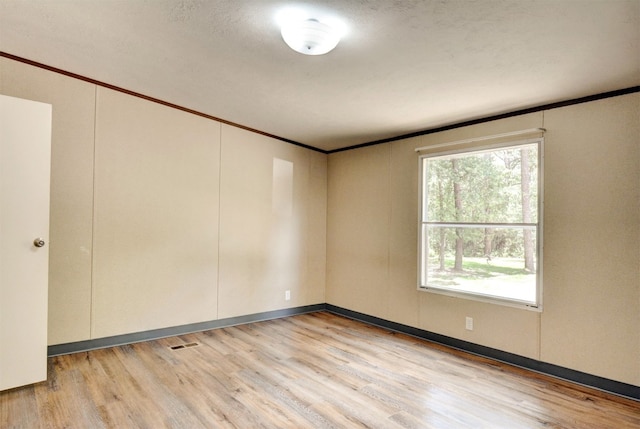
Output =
[{"x1": 1, "y1": 312, "x2": 638, "y2": 428}]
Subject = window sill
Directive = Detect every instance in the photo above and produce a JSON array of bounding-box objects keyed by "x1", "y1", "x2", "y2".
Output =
[{"x1": 418, "y1": 285, "x2": 542, "y2": 312}]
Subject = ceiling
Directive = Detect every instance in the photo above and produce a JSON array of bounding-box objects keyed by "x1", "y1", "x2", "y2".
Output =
[{"x1": 1, "y1": 1, "x2": 639, "y2": 152}]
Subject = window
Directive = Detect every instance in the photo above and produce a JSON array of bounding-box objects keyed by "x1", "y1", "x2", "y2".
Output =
[{"x1": 419, "y1": 139, "x2": 542, "y2": 308}]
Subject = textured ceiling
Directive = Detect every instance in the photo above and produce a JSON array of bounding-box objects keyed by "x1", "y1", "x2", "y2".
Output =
[{"x1": 1, "y1": 0, "x2": 639, "y2": 151}]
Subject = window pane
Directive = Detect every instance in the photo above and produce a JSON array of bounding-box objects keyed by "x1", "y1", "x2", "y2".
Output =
[
  {"x1": 424, "y1": 225, "x2": 537, "y2": 303},
  {"x1": 425, "y1": 145, "x2": 538, "y2": 224}
]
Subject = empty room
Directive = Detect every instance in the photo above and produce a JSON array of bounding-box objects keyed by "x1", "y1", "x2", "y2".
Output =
[{"x1": 1, "y1": 1, "x2": 639, "y2": 427}]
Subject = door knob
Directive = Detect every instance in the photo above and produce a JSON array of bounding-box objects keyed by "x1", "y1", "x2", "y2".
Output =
[{"x1": 33, "y1": 238, "x2": 46, "y2": 248}]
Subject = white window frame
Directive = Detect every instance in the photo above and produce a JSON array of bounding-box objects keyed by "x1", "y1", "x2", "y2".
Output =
[{"x1": 417, "y1": 138, "x2": 544, "y2": 311}]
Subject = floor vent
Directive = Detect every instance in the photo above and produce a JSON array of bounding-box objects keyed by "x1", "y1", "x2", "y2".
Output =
[{"x1": 169, "y1": 342, "x2": 199, "y2": 350}]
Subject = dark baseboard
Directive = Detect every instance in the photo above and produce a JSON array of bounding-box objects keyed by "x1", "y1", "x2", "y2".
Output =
[
  {"x1": 47, "y1": 304, "x2": 325, "y2": 356},
  {"x1": 48, "y1": 302, "x2": 639, "y2": 401},
  {"x1": 325, "y1": 304, "x2": 640, "y2": 401}
]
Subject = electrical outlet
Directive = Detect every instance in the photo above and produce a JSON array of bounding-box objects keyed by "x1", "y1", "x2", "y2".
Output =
[
  {"x1": 285, "y1": 290, "x2": 291, "y2": 301},
  {"x1": 465, "y1": 317, "x2": 473, "y2": 331}
]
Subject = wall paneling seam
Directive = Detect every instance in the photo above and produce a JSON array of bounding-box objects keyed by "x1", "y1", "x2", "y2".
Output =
[
  {"x1": 89, "y1": 84, "x2": 98, "y2": 340},
  {"x1": 216, "y1": 126, "x2": 222, "y2": 320}
]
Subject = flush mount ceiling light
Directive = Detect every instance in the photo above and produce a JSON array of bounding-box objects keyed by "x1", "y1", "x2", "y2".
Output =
[{"x1": 280, "y1": 18, "x2": 343, "y2": 55}]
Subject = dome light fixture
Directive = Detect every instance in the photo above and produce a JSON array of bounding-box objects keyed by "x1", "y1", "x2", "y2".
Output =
[{"x1": 281, "y1": 18, "x2": 342, "y2": 55}]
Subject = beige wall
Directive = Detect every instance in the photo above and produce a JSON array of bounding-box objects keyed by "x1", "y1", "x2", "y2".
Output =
[
  {"x1": 540, "y1": 94, "x2": 639, "y2": 384},
  {"x1": 92, "y1": 87, "x2": 221, "y2": 338},
  {"x1": 328, "y1": 114, "x2": 544, "y2": 359},
  {"x1": 2, "y1": 56, "x2": 638, "y2": 387},
  {"x1": 327, "y1": 97, "x2": 640, "y2": 386},
  {"x1": 326, "y1": 144, "x2": 392, "y2": 319},
  {"x1": 1, "y1": 57, "x2": 326, "y2": 344},
  {"x1": 218, "y1": 125, "x2": 326, "y2": 318}
]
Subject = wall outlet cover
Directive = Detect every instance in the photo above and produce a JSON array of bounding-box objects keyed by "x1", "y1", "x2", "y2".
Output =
[{"x1": 465, "y1": 317, "x2": 473, "y2": 331}]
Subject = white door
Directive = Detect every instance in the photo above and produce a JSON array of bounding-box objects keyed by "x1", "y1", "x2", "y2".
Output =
[{"x1": 0, "y1": 94, "x2": 51, "y2": 391}]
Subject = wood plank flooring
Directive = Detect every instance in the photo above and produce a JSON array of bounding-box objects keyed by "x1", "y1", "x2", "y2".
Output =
[{"x1": 1, "y1": 312, "x2": 638, "y2": 428}]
